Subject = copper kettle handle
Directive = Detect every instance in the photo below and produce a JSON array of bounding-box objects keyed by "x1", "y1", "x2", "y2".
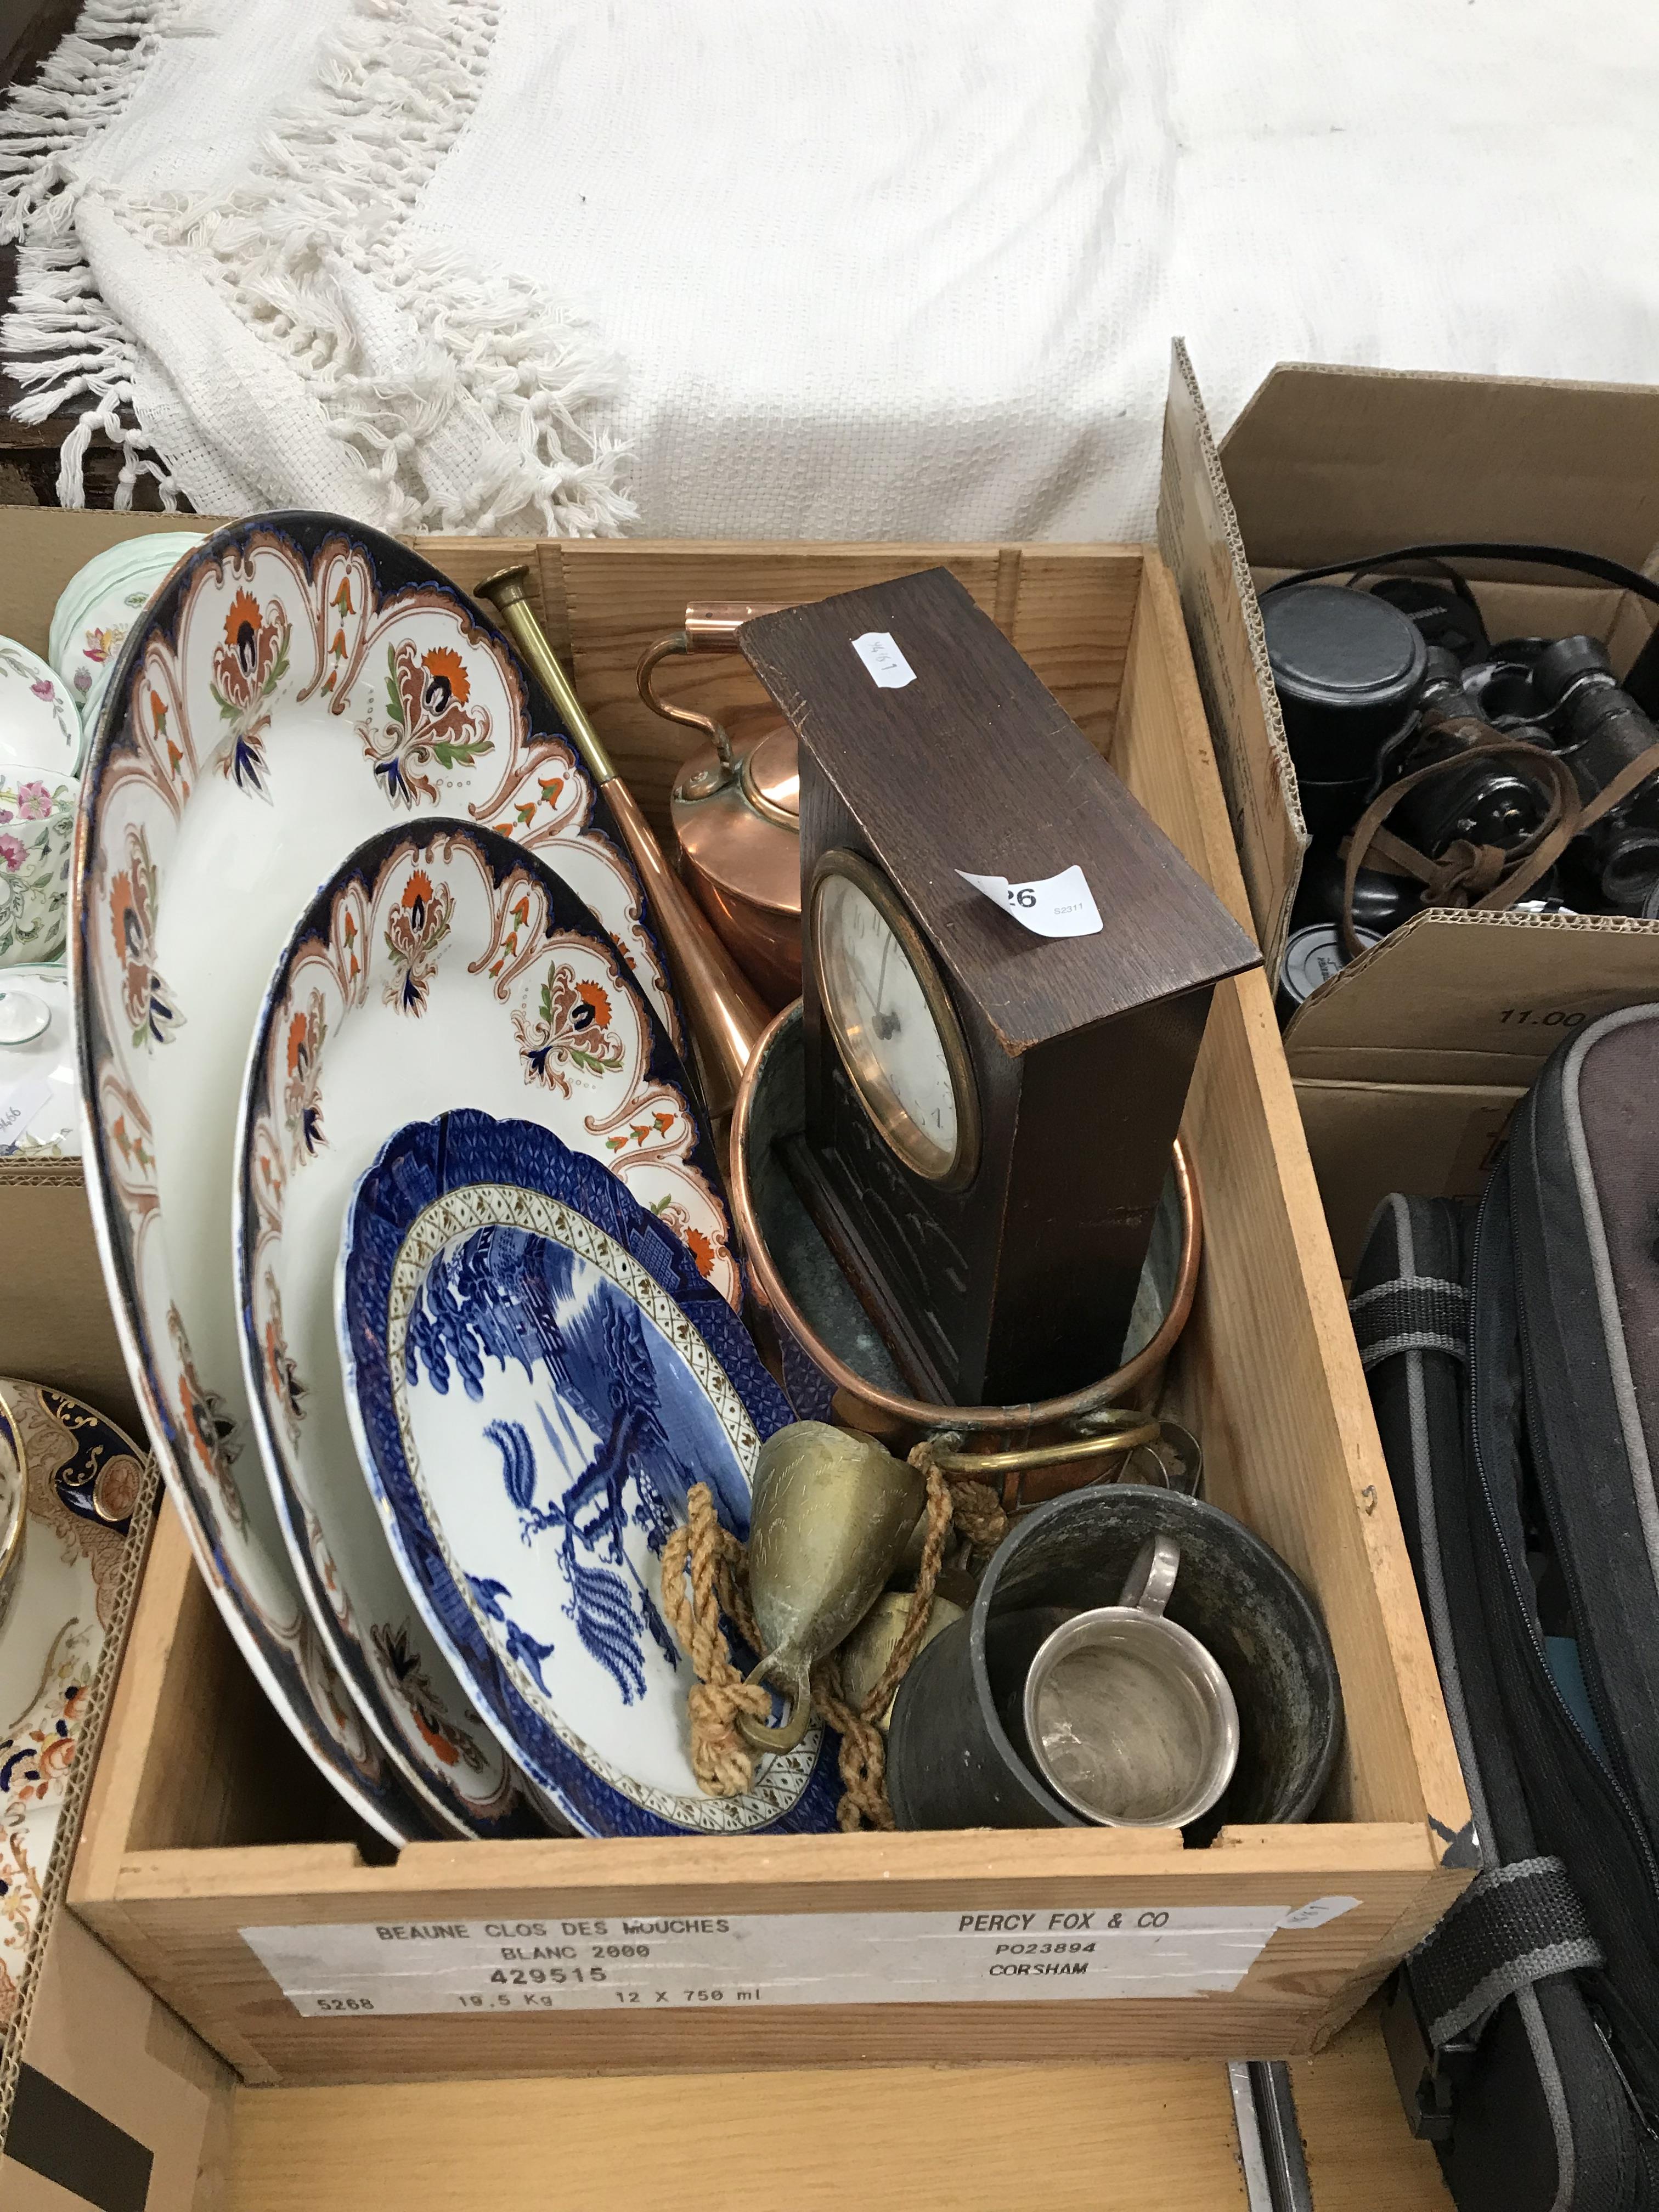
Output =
[{"x1": 637, "y1": 603, "x2": 787, "y2": 768}]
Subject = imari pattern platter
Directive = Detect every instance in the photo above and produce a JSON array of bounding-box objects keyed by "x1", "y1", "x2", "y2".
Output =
[
  {"x1": 0, "y1": 1380, "x2": 155, "y2": 2049},
  {"x1": 338, "y1": 1111, "x2": 838, "y2": 1838},
  {"x1": 72, "y1": 513, "x2": 678, "y2": 1841},
  {"x1": 238, "y1": 822, "x2": 734, "y2": 1837}
]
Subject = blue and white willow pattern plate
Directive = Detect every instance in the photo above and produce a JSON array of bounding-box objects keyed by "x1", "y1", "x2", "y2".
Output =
[{"x1": 338, "y1": 1111, "x2": 839, "y2": 1838}]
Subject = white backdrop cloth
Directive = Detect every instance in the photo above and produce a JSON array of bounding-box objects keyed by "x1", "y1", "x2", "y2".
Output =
[{"x1": 3, "y1": 0, "x2": 1658, "y2": 539}]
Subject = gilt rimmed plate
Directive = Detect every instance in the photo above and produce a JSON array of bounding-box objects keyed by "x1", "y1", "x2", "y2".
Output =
[
  {"x1": 237, "y1": 821, "x2": 735, "y2": 1837},
  {"x1": 338, "y1": 1110, "x2": 837, "y2": 1838},
  {"x1": 0, "y1": 1377, "x2": 154, "y2": 2035},
  {"x1": 74, "y1": 513, "x2": 678, "y2": 1843}
]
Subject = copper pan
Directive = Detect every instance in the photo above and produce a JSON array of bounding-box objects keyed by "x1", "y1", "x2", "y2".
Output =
[{"x1": 730, "y1": 1003, "x2": 1203, "y2": 1498}]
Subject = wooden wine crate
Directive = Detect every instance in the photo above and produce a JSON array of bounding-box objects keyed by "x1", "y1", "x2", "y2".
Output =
[{"x1": 27, "y1": 521, "x2": 1469, "y2": 2087}]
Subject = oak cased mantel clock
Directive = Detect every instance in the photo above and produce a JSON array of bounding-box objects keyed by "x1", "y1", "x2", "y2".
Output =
[{"x1": 738, "y1": 568, "x2": 1260, "y2": 1408}]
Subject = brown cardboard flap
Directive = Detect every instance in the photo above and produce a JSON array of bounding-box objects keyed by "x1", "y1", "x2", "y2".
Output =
[
  {"x1": 1159, "y1": 341, "x2": 1305, "y2": 968},
  {"x1": 1296, "y1": 1078, "x2": 1525, "y2": 1274},
  {"x1": 15, "y1": 1916, "x2": 233, "y2": 2211},
  {"x1": 1284, "y1": 912, "x2": 1659, "y2": 1085},
  {"x1": 1221, "y1": 363, "x2": 1659, "y2": 575}
]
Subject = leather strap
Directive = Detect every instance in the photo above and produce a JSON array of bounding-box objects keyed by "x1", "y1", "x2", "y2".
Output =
[
  {"x1": 1268, "y1": 540, "x2": 1659, "y2": 606},
  {"x1": 1340, "y1": 732, "x2": 1582, "y2": 957},
  {"x1": 1263, "y1": 540, "x2": 1659, "y2": 718}
]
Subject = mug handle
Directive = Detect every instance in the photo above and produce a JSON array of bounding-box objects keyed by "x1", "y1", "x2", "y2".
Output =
[{"x1": 1118, "y1": 1532, "x2": 1180, "y2": 1618}]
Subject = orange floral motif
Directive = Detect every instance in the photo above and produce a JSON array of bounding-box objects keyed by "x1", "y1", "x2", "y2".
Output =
[
  {"x1": 109, "y1": 822, "x2": 181, "y2": 1050},
  {"x1": 1, "y1": 1628, "x2": 97, "y2": 2017},
  {"x1": 514, "y1": 957, "x2": 627, "y2": 1096},
  {"x1": 606, "y1": 1109, "x2": 676, "y2": 1157},
  {"x1": 359, "y1": 639, "x2": 492, "y2": 808},
  {"x1": 262, "y1": 1274, "x2": 307, "y2": 1447},
  {"x1": 111, "y1": 1112, "x2": 155, "y2": 1176},
  {"x1": 649, "y1": 1194, "x2": 720, "y2": 1282},
  {"x1": 209, "y1": 583, "x2": 291, "y2": 794},
  {"x1": 383, "y1": 867, "x2": 455, "y2": 1014},
  {"x1": 170, "y1": 1306, "x2": 244, "y2": 1533},
  {"x1": 370, "y1": 1623, "x2": 487, "y2": 1774},
  {"x1": 282, "y1": 989, "x2": 327, "y2": 1156},
  {"x1": 320, "y1": 577, "x2": 357, "y2": 696}
]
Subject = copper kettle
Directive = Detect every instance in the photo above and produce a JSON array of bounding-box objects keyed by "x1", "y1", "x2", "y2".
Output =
[{"x1": 639, "y1": 606, "x2": 801, "y2": 1009}]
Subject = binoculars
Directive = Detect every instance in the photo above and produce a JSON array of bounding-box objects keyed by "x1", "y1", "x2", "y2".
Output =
[{"x1": 1266, "y1": 580, "x2": 1659, "y2": 953}]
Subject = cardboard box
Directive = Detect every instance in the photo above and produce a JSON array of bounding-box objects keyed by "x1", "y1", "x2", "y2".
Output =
[
  {"x1": 1159, "y1": 343, "x2": 1659, "y2": 1263},
  {"x1": 52, "y1": 522, "x2": 1469, "y2": 2084},
  {"x1": 5, "y1": 1913, "x2": 234, "y2": 2212}
]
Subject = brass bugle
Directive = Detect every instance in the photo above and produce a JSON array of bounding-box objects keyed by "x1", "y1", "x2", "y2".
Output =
[{"x1": 476, "y1": 566, "x2": 771, "y2": 1120}]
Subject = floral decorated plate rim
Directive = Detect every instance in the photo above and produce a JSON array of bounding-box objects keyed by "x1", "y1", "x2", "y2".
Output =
[
  {"x1": 235, "y1": 817, "x2": 732, "y2": 1837},
  {"x1": 337, "y1": 1109, "x2": 839, "y2": 1838}
]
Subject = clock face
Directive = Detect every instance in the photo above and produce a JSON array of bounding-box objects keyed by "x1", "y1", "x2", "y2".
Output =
[{"x1": 810, "y1": 850, "x2": 978, "y2": 1187}]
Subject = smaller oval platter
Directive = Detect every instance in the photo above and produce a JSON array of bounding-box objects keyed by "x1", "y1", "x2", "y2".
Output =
[{"x1": 237, "y1": 821, "x2": 735, "y2": 1836}]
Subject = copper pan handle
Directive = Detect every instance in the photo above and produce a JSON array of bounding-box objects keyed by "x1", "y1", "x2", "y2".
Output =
[
  {"x1": 683, "y1": 603, "x2": 783, "y2": 651},
  {"x1": 637, "y1": 604, "x2": 788, "y2": 770}
]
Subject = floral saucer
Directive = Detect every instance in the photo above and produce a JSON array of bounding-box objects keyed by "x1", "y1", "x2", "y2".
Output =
[
  {"x1": 0, "y1": 1377, "x2": 153, "y2": 2034},
  {"x1": 237, "y1": 821, "x2": 733, "y2": 1837},
  {"x1": 75, "y1": 514, "x2": 679, "y2": 1843},
  {"x1": 339, "y1": 1112, "x2": 838, "y2": 1838},
  {"x1": 0, "y1": 964, "x2": 78, "y2": 1157},
  {"x1": 0, "y1": 640, "x2": 79, "y2": 783}
]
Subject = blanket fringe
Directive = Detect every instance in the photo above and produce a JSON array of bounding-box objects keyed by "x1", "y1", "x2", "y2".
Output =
[
  {"x1": 0, "y1": 0, "x2": 183, "y2": 508},
  {"x1": 1, "y1": 0, "x2": 634, "y2": 533}
]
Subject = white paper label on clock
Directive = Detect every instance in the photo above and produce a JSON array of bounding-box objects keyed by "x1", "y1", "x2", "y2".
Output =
[
  {"x1": 850, "y1": 630, "x2": 916, "y2": 689},
  {"x1": 958, "y1": 863, "x2": 1103, "y2": 939}
]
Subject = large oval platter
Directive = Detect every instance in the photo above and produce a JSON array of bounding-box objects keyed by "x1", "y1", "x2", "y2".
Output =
[
  {"x1": 72, "y1": 514, "x2": 676, "y2": 1841},
  {"x1": 338, "y1": 1111, "x2": 838, "y2": 1838},
  {"x1": 238, "y1": 821, "x2": 735, "y2": 1836}
]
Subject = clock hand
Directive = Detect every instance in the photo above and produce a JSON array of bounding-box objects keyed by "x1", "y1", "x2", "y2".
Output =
[
  {"x1": 866, "y1": 926, "x2": 902, "y2": 1040},
  {"x1": 847, "y1": 951, "x2": 901, "y2": 1045}
]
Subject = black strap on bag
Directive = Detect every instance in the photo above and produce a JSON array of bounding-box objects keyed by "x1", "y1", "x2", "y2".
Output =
[
  {"x1": 1385, "y1": 1859, "x2": 1607, "y2": 2145},
  {"x1": 1348, "y1": 1273, "x2": 1470, "y2": 1369},
  {"x1": 1411, "y1": 1859, "x2": 1606, "y2": 2048}
]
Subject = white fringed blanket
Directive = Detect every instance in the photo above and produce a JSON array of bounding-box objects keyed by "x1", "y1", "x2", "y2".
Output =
[{"x1": 4, "y1": 0, "x2": 1659, "y2": 540}]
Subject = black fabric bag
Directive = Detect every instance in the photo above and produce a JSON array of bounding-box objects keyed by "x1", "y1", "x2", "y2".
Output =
[{"x1": 1351, "y1": 1005, "x2": 1659, "y2": 2212}]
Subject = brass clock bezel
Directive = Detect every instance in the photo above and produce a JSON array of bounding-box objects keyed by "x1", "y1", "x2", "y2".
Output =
[{"x1": 808, "y1": 847, "x2": 981, "y2": 1191}]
